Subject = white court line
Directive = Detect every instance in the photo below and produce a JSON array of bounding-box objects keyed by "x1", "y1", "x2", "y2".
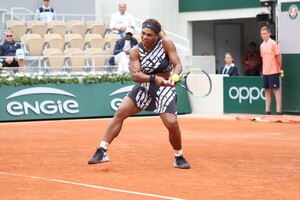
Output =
[{"x1": 0, "y1": 172, "x2": 184, "y2": 200}]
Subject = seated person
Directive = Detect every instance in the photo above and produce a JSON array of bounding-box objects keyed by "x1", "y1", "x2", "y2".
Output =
[
  {"x1": 109, "y1": 27, "x2": 138, "y2": 74},
  {"x1": 219, "y1": 52, "x2": 239, "y2": 76},
  {"x1": 0, "y1": 29, "x2": 25, "y2": 70},
  {"x1": 109, "y1": 2, "x2": 135, "y2": 38},
  {"x1": 242, "y1": 42, "x2": 262, "y2": 76}
]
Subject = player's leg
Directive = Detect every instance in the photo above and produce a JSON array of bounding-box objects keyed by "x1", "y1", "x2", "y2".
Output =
[
  {"x1": 160, "y1": 113, "x2": 190, "y2": 169},
  {"x1": 160, "y1": 113, "x2": 182, "y2": 150},
  {"x1": 263, "y1": 75, "x2": 272, "y2": 114},
  {"x1": 265, "y1": 88, "x2": 272, "y2": 113},
  {"x1": 273, "y1": 88, "x2": 282, "y2": 114},
  {"x1": 102, "y1": 96, "x2": 141, "y2": 143},
  {"x1": 88, "y1": 96, "x2": 141, "y2": 164},
  {"x1": 269, "y1": 74, "x2": 282, "y2": 114},
  {"x1": 16, "y1": 49, "x2": 25, "y2": 68}
]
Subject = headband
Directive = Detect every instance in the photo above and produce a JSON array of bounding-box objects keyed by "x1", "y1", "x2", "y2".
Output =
[{"x1": 142, "y1": 23, "x2": 160, "y2": 34}]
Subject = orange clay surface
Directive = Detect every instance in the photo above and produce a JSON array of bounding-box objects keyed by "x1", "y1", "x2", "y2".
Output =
[{"x1": 0, "y1": 115, "x2": 300, "y2": 200}]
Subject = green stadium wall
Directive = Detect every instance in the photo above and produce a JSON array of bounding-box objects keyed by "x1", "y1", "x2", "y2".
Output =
[{"x1": 0, "y1": 83, "x2": 191, "y2": 122}]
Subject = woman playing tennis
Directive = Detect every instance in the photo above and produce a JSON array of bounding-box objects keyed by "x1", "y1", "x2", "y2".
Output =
[{"x1": 88, "y1": 18, "x2": 190, "y2": 169}]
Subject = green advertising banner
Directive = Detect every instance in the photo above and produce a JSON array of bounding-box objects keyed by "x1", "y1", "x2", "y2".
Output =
[
  {"x1": 282, "y1": 54, "x2": 300, "y2": 113},
  {"x1": 0, "y1": 83, "x2": 191, "y2": 122},
  {"x1": 224, "y1": 77, "x2": 275, "y2": 114},
  {"x1": 179, "y1": 0, "x2": 262, "y2": 12}
]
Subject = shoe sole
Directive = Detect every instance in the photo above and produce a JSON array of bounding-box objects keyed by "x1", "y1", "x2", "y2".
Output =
[
  {"x1": 174, "y1": 163, "x2": 191, "y2": 169},
  {"x1": 88, "y1": 154, "x2": 109, "y2": 164}
]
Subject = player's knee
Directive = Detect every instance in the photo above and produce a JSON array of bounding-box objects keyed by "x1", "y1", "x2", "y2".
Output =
[
  {"x1": 165, "y1": 118, "x2": 179, "y2": 130},
  {"x1": 114, "y1": 106, "x2": 130, "y2": 121}
]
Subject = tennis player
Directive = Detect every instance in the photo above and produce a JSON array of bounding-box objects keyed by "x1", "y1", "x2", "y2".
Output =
[{"x1": 88, "y1": 18, "x2": 190, "y2": 169}]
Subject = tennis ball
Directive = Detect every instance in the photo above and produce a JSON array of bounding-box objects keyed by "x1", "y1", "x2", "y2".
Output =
[
  {"x1": 171, "y1": 74, "x2": 180, "y2": 82},
  {"x1": 254, "y1": 117, "x2": 261, "y2": 121},
  {"x1": 280, "y1": 70, "x2": 284, "y2": 78}
]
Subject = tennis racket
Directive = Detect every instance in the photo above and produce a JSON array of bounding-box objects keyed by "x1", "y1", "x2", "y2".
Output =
[{"x1": 176, "y1": 68, "x2": 212, "y2": 98}]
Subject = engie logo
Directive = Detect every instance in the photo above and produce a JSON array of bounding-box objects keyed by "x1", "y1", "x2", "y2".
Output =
[
  {"x1": 228, "y1": 86, "x2": 265, "y2": 104},
  {"x1": 5, "y1": 87, "x2": 79, "y2": 116},
  {"x1": 109, "y1": 85, "x2": 134, "y2": 111}
]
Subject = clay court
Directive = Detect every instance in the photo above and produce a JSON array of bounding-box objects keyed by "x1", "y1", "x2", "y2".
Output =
[{"x1": 0, "y1": 115, "x2": 299, "y2": 200}]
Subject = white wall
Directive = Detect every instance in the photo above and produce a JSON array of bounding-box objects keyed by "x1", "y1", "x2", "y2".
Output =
[
  {"x1": 191, "y1": 56, "x2": 216, "y2": 74},
  {"x1": 188, "y1": 75, "x2": 226, "y2": 114}
]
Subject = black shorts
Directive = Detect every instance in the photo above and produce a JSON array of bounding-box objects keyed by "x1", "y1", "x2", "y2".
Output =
[
  {"x1": 1, "y1": 58, "x2": 19, "y2": 67},
  {"x1": 263, "y1": 74, "x2": 280, "y2": 89}
]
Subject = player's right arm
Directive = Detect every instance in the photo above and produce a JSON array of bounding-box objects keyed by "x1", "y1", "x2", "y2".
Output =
[{"x1": 129, "y1": 45, "x2": 148, "y2": 83}]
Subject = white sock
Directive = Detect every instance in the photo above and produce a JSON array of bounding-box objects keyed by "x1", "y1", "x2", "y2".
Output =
[
  {"x1": 99, "y1": 141, "x2": 110, "y2": 150},
  {"x1": 174, "y1": 149, "x2": 183, "y2": 157}
]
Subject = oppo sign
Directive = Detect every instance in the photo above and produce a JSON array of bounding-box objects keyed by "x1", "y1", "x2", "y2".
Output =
[
  {"x1": 5, "y1": 87, "x2": 79, "y2": 116},
  {"x1": 228, "y1": 86, "x2": 265, "y2": 104}
]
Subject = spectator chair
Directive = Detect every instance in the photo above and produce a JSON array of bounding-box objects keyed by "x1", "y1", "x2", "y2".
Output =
[
  {"x1": 85, "y1": 48, "x2": 108, "y2": 71},
  {"x1": 26, "y1": 20, "x2": 47, "y2": 38},
  {"x1": 47, "y1": 20, "x2": 67, "y2": 37},
  {"x1": 64, "y1": 33, "x2": 86, "y2": 50},
  {"x1": 67, "y1": 20, "x2": 87, "y2": 38},
  {"x1": 21, "y1": 34, "x2": 45, "y2": 56},
  {"x1": 64, "y1": 48, "x2": 86, "y2": 72},
  {"x1": 5, "y1": 20, "x2": 27, "y2": 42},
  {"x1": 44, "y1": 34, "x2": 65, "y2": 52},
  {"x1": 85, "y1": 33, "x2": 106, "y2": 49},
  {"x1": 86, "y1": 20, "x2": 107, "y2": 37},
  {"x1": 43, "y1": 48, "x2": 65, "y2": 73}
]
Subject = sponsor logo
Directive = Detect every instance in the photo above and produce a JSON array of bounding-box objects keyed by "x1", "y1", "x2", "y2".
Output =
[
  {"x1": 5, "y1": 87, "x2": 79, "y2": 116},
  {"x1": 109, "y1": 85, "x2": 134, "y2": 111},
  {"x1": 289, "y1": 4, "x2": 298, "y2": 20},
  {"x1": 228, "y1": 86, "x2": 265, "y2": 104}
]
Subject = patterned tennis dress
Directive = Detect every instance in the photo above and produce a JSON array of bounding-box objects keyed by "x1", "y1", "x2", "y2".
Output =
[{"x1": 127, "y1": 38, "x2": 177, "y2": 114}]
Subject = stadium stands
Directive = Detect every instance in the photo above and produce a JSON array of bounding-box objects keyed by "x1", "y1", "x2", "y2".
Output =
[{"x1": 2, "y1": 18, "x2": 122, "y2": 73}]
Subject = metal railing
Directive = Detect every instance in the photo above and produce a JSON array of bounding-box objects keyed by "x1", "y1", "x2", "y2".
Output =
[{"x1": 0, "y1": 54, "x2": 116, "y2": 75}]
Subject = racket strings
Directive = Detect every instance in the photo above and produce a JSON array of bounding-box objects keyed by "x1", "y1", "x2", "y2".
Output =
[{"x1": 185, "y1": 71, "x2": 211, "y2": 97}]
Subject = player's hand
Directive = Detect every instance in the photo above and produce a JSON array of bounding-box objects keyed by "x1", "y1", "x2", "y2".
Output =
[
  {"x1": 5, "y1": 57, "x2": 13, "y2": 64},
  {"x1": 162, "y1": 79, "x2": 175, "y2": 87},
  {"x1": 155, "y1": 76, "x2": 175, "y2": 87}
]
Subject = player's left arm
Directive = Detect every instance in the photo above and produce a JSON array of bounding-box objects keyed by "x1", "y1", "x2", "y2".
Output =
[
  {"x1": 276, "y1": 54, "x2": 282, "y2": 69},
  {"x1": 274, "y1": 43, "x2": 282, "y2": 68},
  {"x1": 162, "y1": 37, "x2": 182, "y2": 76}
]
